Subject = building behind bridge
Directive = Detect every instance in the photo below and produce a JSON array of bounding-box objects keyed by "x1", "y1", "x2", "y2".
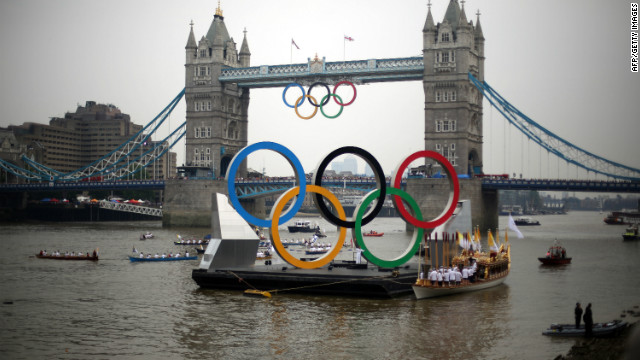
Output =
[{"x1": 1, "y1": 100, "x2": 176, "y2": 181}]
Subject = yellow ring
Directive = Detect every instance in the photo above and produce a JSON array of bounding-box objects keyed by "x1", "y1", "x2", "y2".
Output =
[
  {"x1": 294, "y1": 95, "x2": 319, "y2": 120},
  {"x1": 270, "y1": 185, "x2": 346, "y2": 269}
]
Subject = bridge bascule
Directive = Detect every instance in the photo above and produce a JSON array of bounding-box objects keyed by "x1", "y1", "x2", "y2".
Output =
[{"x1": 1, "y1": 1, "x2": 639, "y2": 201}]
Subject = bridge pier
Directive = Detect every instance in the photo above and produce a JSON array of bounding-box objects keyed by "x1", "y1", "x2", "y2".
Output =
[
  {"x1": 404, "y1": 178, "x2": 498, "y2": 233},
  {"x1": 162, "y1": 179, "x2": 228, "y2": 228},
  {"x1": 240, "y1": 197, "x2": 265, "y2": 222},
  {"x1": 0, "y1": 191, "x2": 28, "y2": 220},
  {"x1": 162, "y1": 179, "x2": 266, "y2": 228}
]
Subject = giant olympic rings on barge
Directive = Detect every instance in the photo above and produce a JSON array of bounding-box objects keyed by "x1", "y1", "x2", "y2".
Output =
[
  {"x1": 282, "y1": 81, "x2": 357, "y2": 119},
  {"x1": 225, "y1": 141, "x2": 460, "y2": 269}
]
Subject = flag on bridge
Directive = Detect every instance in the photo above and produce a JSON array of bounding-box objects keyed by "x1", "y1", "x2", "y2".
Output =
[
  {"x1": 291, "y1": 38, "x2": 300, "y2": 49},
  {"x1": 344, "y1": 35, "x2": 354, "y2": 41}
]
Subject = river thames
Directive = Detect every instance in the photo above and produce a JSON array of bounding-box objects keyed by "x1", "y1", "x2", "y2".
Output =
[{"x1": 1, "y1": 211, "x2": 638, "y2": 359}]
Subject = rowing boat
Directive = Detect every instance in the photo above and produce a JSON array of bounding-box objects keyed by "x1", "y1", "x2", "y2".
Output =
[
  {"x1": 129, "y1": 256, "x2": 198, "y2": 262},
  {"x1": 36, "y1": 254, "x2": 98, "y2": 261},
  {"x1": 174, "y1": 241, "x2": 208, "y2": 246}
]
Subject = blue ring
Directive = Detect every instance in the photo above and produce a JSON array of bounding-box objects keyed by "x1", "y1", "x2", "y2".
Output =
[
  {"x1": 282, "y1": 83, "x2": 306, "y2": 108},
  {"x1": 225, "y1": 142, "x2": 306, "y2": 228}
]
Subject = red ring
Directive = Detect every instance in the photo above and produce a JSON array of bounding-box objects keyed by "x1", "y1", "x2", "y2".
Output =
[
  {"x1": 391, "y1": 151, "x2": 459, "y2": 228},
  {"x1": 332, "y1": 81, "x2": 357, "y2": 106}
]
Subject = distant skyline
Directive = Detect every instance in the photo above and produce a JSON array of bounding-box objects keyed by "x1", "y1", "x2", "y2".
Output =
[{"x1": 1, "y1": 0, "x2": 638, "y2": 179}]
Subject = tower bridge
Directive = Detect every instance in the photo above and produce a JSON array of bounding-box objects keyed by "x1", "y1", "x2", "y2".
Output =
[{"x1": 2, "y1": 1, "x2": 639, "y2": 228}]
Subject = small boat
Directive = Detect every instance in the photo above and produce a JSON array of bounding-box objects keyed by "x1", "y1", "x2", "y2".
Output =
[
  {"x1": 287, "y1": 220, "x2": 320, "y2": 233},
  {"x1": 129, "y1": 255, "x2": 198, "y2": 262},
  {"x1": 36, "y1": 250, "x2": 98, "y2": 261},
  {"x1": 604, "y1": 213, "x2": 627, "y2": 225},
  {"x1": 542, "y1": 320, "x2": 627, "y2": 337},
  {"x1": 538, "y1": 243, "x2": 571, "y2": 265},
  {"x1": 514, "y1": 217, "x2": 540, "y2": 226},
  {"x1": 174, "y1": 240, "x2": 209, "y2": 246},
  {"x1": 363, "y1": 230, "x2": 384, "y2": 237},
  {"x1": 623, "y1": 224, "x2": 640, "y2": 241},
  {"x1": 139, "y1": 232, "x2": 154, "y2": 240},
  {"x1": 281, "y1": 239, "x2": 306, "y2": 246},
  {"x1": 305, "y1": 247, "x2": 330, "y2": 255},
  {"x1": 256, "y1": 251, "x2": 272, "y2": 260}
]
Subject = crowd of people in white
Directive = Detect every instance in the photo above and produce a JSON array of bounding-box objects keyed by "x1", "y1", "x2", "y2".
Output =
[{"x1": 421, "y1": 261, "x2": 479, "y2": 287}]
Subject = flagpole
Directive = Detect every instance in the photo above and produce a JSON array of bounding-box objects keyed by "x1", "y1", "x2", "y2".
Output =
[{"x1": 343, "y1": 35, "x2": 345, "y2": 62}]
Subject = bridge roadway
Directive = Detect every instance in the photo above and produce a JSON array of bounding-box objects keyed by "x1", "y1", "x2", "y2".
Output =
[
  {"x1": 0, "y1": 178, "x2": 639, "y2": 196},
  {"x1": 218, "y1": 57, "x2": 424, "y2": 88}
]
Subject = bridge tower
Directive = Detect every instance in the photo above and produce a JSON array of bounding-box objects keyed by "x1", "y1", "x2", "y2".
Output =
[
  {"x1": 184, "y1": 3, "x2": 251, "y2": 178},
  {"x1": 422, "y1": 0, "x2": 485, "y2": 176}
]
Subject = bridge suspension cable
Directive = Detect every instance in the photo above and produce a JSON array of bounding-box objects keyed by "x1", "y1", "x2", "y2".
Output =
[{"x1": 469, "y1": 73, "x2": 640, "y2": 181}]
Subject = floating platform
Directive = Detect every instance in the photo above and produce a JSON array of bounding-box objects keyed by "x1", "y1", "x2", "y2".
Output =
[
  {"x1": 192, "y1": 193, "x2": 419, "y2": 298},
  {"x1": 192, "y1": 260, "x2": 419, "y2": 298}
]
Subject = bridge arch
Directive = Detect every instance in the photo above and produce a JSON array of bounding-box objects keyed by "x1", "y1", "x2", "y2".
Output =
[
  {"x1": 468, "y1": 148, "x2": 481, "y2": 176},
  {"x1": 220, "y1": 155, "x2": 233, "y2": 178}
]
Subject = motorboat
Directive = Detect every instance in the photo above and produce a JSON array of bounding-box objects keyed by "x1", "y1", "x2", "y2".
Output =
[
  {"x1": 287, "y1": 220, "x2": 320, "y2": 233},
  {"x1": 622, "y1": 224, "x2": 640, "y2": 241},
  {"x1": 538, "y1": 243, "x2": 571, "y2": 265},
  {"x1": 542, "y1": 320, "x2": 627, "y2": 337},
  {"x1": 514, "y1": 217, "x2": 540, "y2": 226}
]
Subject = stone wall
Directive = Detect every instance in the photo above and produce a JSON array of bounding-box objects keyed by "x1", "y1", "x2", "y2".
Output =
[
  {"x1": 162, "y1": 179, "x2": 266, "y2": 228},
  {"x1": 404, "y1": 178, "x2": 497, "y2": 232},
  {"x1": 162, "y1": 179, "x2": 227, "y2": 228}
]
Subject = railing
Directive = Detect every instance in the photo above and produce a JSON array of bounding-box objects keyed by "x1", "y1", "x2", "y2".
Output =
[
  {"x1": 0, "y1": 180, "x2": 165, "y2": 191},
  {"x1": 2, "y1": 177, "x2": 638, "y2": 195},
  {"x1": 481, "y1": 178, "x2": 640, "y2": 192}
]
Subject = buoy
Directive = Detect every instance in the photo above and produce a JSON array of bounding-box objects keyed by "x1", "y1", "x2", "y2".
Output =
[{"x1": 243, "y1": 289, "x2": 272, "y2": 298}]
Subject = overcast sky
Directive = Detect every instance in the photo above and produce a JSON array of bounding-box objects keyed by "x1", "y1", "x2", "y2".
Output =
[{"x1": 1, "y1": 0, "x2": 638, "y2": 179}]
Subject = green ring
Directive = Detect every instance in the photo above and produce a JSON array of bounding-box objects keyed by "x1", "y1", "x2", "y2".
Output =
[
  {"x1": 319, "y1": 93, "x2": 344, "y2": 119},
  {"x1": 354, "y1": 187, "x2": 424, "y2": 268}
]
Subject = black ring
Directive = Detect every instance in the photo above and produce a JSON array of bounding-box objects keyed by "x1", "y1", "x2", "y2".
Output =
[
  {"x1": 307, "y1": 82, "x2": 331, "y2": 108},
  {"x1": 312, "y1": 146, "x2": 386, "y2": 228}
]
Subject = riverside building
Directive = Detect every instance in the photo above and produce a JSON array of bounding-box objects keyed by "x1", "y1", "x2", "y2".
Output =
[{"x1": 8, "y1": 101, "x2": 176, "y2": 179}]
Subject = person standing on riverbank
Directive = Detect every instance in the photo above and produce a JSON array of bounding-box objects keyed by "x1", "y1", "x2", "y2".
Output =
[
  {"x1": 575, "y1": 303, "x2": 583, "y2": 329},
  {"x1": 584, "y1": 303, "x2": 593, "y2": 337}
]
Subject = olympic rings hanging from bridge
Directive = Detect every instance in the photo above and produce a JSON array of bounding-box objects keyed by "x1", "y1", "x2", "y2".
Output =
[
  {"x1": 282, "y1": 81, "x2": 357, "y2": 119},
  {"x1": 225, "y1": 141, "x2": 459, "y2": 269}
]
